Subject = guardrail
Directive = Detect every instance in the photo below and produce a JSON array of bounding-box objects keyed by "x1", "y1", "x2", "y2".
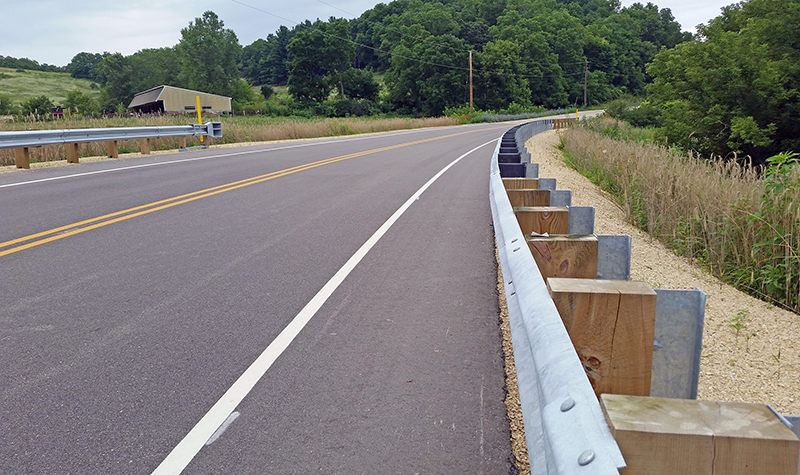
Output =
[
  {"x1": 490, "y1": 119, "x2": 626, "y2": 474},
  {"x1": 0, "y1": 122, "x2": 223, "y2": 169},
  {"x1": 493, "y1": 117, "x2": 800, "y2": 474}
]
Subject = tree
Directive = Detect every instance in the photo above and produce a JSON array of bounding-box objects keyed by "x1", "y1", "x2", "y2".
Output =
[
  {"x1": 385, "y1": 32, "x2": 470, "y2": 116},
  {"x1": 475, "y1": 40, "x2": 530, "y2": 111},
  {"x1": 287, "y1": 19, "x2": 356, "y2": 104},
  {"x1": 241, "y1": 38, "x2": 269, "y2": 85},
  {"x1": 241, "y1": 26, "x2": 296, "y2": 86},
  {"x1": 94, "y1": 52, "x2": 135, "y2": 110},
  {"x1": 64, "y1": 90, "x2": 98, "y2": 117},
  {"x1": 176, "y1": 11, "x2": 242, "y2": 97},
  {"x1": 65, "y1": 52, "x2": 104, "y2": 80},
  {"x1": 261, "y1": 85, "x2": 275, "y2": 100},
  {"x1": 20, "y1": 95, "x2": 55, "y2": 116},
  {"x1": 646, "y1": 0, "x2": 797, "y2": 163},
  {"x1": 340, "y1": 68, "x2": 380, "y2": 101},
  {"x1": 128, "y1": 48, "x2": 181, "y2": 93}
]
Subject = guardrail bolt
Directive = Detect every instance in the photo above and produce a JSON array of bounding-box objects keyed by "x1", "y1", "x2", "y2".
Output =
[
  {"x1": 560, "y1": 397, "x2": 576, "y2": 412},
  {"x1": 578, "y1": 450, "x2": 595, "y2": 466}
]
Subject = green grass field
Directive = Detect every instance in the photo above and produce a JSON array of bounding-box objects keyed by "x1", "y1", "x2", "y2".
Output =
[{"x1": 0, "y1": 67, "x2": 101, "y2": 106}]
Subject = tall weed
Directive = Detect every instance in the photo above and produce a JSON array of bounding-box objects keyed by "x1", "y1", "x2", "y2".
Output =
[{"x1": 561, "y1": 123, "x2": 800, "y2": 312}]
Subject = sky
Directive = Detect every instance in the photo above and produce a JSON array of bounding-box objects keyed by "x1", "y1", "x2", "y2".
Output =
[{"x1": 1, "y1": 0, "x2": 736, "y2": 67}]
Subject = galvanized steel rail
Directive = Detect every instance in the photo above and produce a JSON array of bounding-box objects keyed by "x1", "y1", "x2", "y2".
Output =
[
  {"x1": 0, "y1": 123, "x2": 222, "y2": 149},
  {"x1": 1, "y1": 122, "x2": 223, "y2": 169},
  {"x1": 490, "y1": 118, "x2": 626, "y2": 474}
]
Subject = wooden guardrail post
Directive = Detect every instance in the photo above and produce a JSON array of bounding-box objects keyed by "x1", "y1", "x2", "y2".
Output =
[
  {"x1": 106, "y1": 140, "x2": 118, "y2": 158},
  {"x1": 548, "y1": 278, "x2": 656, "y2": 397},
  {"x1": 506, "y1": 188, "x2": 550, "y2": 207},
  {"x1": 139, "y1": 138, "x2": 151, "y2": 155},
  {"x1": 66, "y1": 143, "x2": 80, "y2": 164},
  {"x1": 15, "y1": 147, "x2": 30, "y2": 169},
  {"x1": 527, "y1": 234, "x2": 598, "y2": 279},
  {"x1": 601, "y1": 394, "x2": 800, "y2": 475},
  {"x1": 514, "y1": 206, "x2": 569, "y2": 235},
  {"x1": 179, "y1": 136, "x2": 187, "y2": 149},
  {"x1": 502, "y1": 178, "x2": 539, "y2": 190}
]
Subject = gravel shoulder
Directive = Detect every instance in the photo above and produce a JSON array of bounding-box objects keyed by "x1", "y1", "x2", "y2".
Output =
[{"x1": 525, "y1": 129, "x2": 799, "y2": 415}]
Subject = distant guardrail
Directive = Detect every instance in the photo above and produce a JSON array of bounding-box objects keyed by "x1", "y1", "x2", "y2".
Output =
[
  {"x1": 0, "y1": 122, "x2": 223, "y2": 169},
  {"x1": 490, "y1": 118, "x2": 626, "y2": 474}
]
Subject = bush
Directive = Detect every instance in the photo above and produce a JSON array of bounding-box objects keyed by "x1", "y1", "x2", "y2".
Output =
[
  {"x1": 605, "y1": 99, "x2": 629, "y2": 119},
  {"x1": 64, "y1": 90, "x2": 99, "y2": 117},
  {"x1": 261, "y1": 85, "x2": 274, "y2": 100},
  {"x1": 605, "y1": 99, "x2": 662, "y2": 128},
  {"x1": 444, "y1": 104, "x2": 483, "y2": 124},
  {"x1": 0, "y1": 94, "x2": 19, "y2": 115},
  {"x1": 332, "y1": 99, "x2": 376, "y2": 117},
  {"x1": 20, "y1": 95, "x2": 55, "y2": 117},
  {"x1": 624, "y1": 103, "x2": 662, "y2": 128}
]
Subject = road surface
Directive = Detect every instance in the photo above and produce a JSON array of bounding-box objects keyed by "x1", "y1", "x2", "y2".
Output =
[{"x1": 0, "y1": 121, "x2": 524, "y2": 474}]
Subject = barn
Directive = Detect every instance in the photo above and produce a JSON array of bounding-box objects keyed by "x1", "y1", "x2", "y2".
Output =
[{"x1": 128, "y1": 85, "x2": 231, "y2": 114}]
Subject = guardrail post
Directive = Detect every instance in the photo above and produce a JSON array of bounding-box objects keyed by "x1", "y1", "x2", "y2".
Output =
[
  {"x1": 602, "y1": 394, "x2": 800, "y2": 475},
  {"x1": 139, "y1": 138, "x2": 151, "y2": 155},
  {"x1": 514, "y1": 207, "x2": 570, "y2": 235},
  {"x1": 548, "y1": 278, "x2": 657, "y2": 397},
  {"x1": 107, "y1": 140, "x2": 118, "y2": 158},
  {"x1": 179, "y1": 136, "x2": 187, "y2": 149},
  {"x1": 527, "y1": 234, "x2": 599, "y2": 279},
  {"x1": 14, "y1": 147, "x2": 30, "y2": 169},
  {"x1": 507, "y1": 189, "x2": 550, "y2": 207},
  {"x1": 66, "y1": 143, "x2": 80, "y2": 164}
]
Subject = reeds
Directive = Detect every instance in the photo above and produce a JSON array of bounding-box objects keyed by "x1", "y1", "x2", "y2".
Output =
[
  {"x1": 0, "y1": 115, "x2": 457, "y2": 166},
  {"x1": 561, "y1": 120, "x2": 800, "y2": 312}
]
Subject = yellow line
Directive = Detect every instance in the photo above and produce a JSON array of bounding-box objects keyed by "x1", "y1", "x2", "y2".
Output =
[{"x1": 1, "y1": 129, "x2": 485, "y2": 258}]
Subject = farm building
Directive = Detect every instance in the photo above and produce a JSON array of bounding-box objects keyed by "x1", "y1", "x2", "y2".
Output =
[{"x1": 128, "y1": 85, "x2": 231, "y2": 114}]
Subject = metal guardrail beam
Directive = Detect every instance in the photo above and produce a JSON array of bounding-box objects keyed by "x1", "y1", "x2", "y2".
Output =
[
  {"x1": 491, "y1": 119, "x2": 625, "y2": 474},
  {"x1": 0, "y1": 122, "x2": 223, "y2": 150}
]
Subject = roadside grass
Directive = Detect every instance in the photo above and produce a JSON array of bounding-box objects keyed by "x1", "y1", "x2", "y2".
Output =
[
  {"x1": 560, "y1": 118, "x2": 800, "y2": 312},
  {"x1": 0, "y1": 67, "x2": 100, "y2": 106},
  {"x1": 0, "y1": 114, "x2": 458, "y2": 166}
]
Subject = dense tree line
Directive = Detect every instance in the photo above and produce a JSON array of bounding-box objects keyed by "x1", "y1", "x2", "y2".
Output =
[
  {"x1": 7, "y1": 1, "x2": 691, "y2": 118},
  {"x1": 241, "y1": 0, "x2": 690, "y2": 115},
  {"x1": 642, "y1": 0, "x2": 800, "y2": 165},
  {"x1": 0, "y1": 55, "x2": 63, "y2": 73}
]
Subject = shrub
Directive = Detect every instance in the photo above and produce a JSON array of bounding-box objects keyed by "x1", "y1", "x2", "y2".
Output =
[
  {"x1": 261, "y1": 85, "x2": 274, "y2": 100},
  {"x1": 0, "y1": 94, "x2": 18, "y2": 115},
  {"x1": 20, "y1": 95, "x2": 55, "y2": 117}
]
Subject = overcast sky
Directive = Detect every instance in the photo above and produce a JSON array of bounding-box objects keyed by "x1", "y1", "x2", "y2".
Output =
[{"x1": 2, "y1": 0, "x2": 735, "y2": 67}]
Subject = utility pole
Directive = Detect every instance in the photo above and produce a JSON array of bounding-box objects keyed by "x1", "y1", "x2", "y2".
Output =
[
  {"x1": 469, "y1": 50, "x2": 474, "y2": 112},
  {"x1": 584, "y1": 59, "x2": 588, "y2": 108}
]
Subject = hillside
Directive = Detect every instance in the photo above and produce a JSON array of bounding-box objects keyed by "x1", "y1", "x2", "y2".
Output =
[{"x1": 0, "y1": 67, "x2": 101, "y2": 107}]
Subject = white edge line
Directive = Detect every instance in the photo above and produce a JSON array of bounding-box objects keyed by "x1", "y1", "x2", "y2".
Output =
[
  {"x1": 0, "y1": 126, "x2": 457, "y2": 190},
  {"x1": 151, "y1": 138, "x2": 498, "y2": 474}
]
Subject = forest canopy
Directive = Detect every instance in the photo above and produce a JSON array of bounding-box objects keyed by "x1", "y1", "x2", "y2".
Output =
[
  {"x1": 644, "y1": 0, "x2": 800, "y2": 164},
  {"x1": 240, "y1": 0, "x2": 691, "y2": 115},
  {"x1": 12, "y1": 1, "x2": 692, "y2": 117}
]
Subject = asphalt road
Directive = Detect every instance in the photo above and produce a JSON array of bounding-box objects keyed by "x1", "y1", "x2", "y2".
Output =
[{"x1": 0, "y1": 121, "x2": 520, "y2": 474}]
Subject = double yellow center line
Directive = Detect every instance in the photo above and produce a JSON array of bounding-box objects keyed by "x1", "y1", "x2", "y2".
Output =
[{"x1": 0, "y1": 129, "x2": 484, "y2": 258}]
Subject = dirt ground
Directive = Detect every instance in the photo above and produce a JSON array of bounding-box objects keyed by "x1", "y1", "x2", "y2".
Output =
[{"x1": 523, "y1": 129, "x2": 799, "y2": 415}]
